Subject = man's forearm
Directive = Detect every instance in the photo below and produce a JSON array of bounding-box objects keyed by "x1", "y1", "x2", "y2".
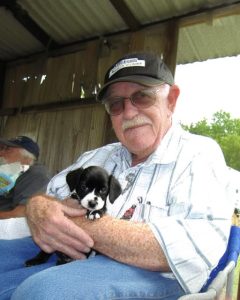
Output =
[
  {"x1": 72, "y1": 215, "x2": 170, "y2": 272},
  {"x1": 0, "y1": 205, "x2": 26, "y2": 219}
]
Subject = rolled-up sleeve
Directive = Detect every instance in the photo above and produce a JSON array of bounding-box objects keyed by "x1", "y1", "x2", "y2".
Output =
[{"x1": 149, "y1": 137, "x2": 233, "y2": 293}]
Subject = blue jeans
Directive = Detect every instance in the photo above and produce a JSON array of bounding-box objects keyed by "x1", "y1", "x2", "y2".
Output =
[{"x1": 0, "y1": 237, "x2": 185, "y2": 300}]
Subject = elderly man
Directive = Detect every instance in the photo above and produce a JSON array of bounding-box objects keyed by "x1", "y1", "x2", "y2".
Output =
[
  {"x1": 0, "y1": 52, "x2": 233, "y2": 299},
  {"x1": 0, "y1": 136, "x2": 50, "y2": 218}
]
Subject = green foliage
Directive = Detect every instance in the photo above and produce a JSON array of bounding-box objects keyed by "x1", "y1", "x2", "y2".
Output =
[{"x1": 182, "y1": 111, "x2": 240, "y2": 170}]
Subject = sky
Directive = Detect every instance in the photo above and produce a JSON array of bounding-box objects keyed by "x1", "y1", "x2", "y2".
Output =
[{"x1": 174, "y1": 55, "x2": 240, "y2": 125}]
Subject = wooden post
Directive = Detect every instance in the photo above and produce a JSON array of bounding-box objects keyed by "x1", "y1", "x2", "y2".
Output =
[
  {"x1": 0, "y1": 62, "x2": 6, "y2": 109},
  {"x1": 162, "y1": 20, "x2": 179, "y2": 77},
  {"x1": 128, "y1": 31, "x2": 145, "y2": 52}
]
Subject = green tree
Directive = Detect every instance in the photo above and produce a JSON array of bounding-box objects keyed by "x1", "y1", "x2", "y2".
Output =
[{"x1": 182, "y1": 111, "x2": 240, "y2": 170}]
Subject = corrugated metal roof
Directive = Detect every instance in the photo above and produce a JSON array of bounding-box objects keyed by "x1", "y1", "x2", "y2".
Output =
[
  {"x1": 178, "y1": 14, "x2": 240, "y2": 63},
  {"x1": 0, "y1": 6, "x2": 44, "y2": 60},
  {"x1": 0, "y1": 0, "x2": 239, "y2": 63},
  {"x1": 125, "y1": 0, "x2": 220, "y2": 23},
  {"x1": 20, "y1": 0, "x2": 127, "y2": 43}
]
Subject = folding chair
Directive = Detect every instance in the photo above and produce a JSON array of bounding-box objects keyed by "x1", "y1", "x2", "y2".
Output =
[
  {"x1": 178, "y1": 168, "x2": 240, "y2": 299},
  {"x1": 178, "y1": 217, "x2": 240, "y2": 300}
]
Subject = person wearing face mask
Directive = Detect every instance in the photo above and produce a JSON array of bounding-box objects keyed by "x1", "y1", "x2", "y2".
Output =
[
  {"x1": 0, "y1": 52, "x2": 233, "y2": 299},
  {"x1": 0, "y1": 136, "x2": 50, "y2": 218}
]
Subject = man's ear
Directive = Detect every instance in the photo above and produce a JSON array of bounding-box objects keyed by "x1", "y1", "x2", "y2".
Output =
[
  {"x1": 167, "y1": 84, "x2": 180, "y2": 113},
  {"x1": 108, "y1": 175, "x2": 122, "y2": 204},
  {"x1": 66, "y1": 168, "x2": 84, "y2": 191}
]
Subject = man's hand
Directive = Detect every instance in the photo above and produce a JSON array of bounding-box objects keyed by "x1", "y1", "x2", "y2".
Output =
[{"x1": 25, "y1": 195, "x2": 94, "y2": 260}]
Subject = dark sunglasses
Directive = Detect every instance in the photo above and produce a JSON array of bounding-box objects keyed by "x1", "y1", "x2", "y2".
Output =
[{"x1": 103, "y1": 87, "x2": 161, "y2": 116}]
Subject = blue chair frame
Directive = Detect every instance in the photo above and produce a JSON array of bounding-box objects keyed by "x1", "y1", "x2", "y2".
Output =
[{"x1": 178, "y1": 225, "x2": 240, "y2": 300}]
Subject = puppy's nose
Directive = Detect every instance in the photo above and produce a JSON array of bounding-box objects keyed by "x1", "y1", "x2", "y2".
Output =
[{"x1": 89, "y1": 198, "x2": 98, "y2": 208}]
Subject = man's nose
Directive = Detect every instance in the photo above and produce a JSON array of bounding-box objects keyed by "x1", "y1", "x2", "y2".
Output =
[{"x1": 122, "y1": 98, "x2": 138, "y2": 116}]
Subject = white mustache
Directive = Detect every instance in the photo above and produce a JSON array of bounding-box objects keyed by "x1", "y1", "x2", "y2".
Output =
[{"x1": 122, "y1": 116, "x2": 152, "y2": 131}]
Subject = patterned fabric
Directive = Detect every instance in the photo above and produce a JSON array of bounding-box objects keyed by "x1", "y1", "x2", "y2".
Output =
[
  {"x1": 0, "y1": 163, "x2": 50, "y2": 211},
  {"x1": 47, "y1": 124, "x2": 233, "y2": 293}
]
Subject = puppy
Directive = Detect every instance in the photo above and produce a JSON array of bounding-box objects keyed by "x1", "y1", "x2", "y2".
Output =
[
  {"x1": 25, "y1": 166, "x2": 122, "y2": 266},
  {"x1": 67, "y1": 166, "x2": 122, "y2": 219}
]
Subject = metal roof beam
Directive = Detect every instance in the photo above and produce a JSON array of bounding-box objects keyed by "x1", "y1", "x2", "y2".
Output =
[
  {"x1": 179, "y1": 0, "x2": 240, "y2": 27},
  {"x1": 0, "y1": 0, "x2": 59, "y2": 49},
  {"x1": 109, "y1": 0, "x2": 140, "y2": 31}
]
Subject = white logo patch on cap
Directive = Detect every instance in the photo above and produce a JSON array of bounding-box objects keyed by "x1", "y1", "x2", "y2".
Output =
[{"x1": 109, "y1": 58, "x2": 145, "y2": 78}]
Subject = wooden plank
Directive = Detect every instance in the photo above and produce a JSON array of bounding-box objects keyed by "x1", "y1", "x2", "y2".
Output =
[
  {"x1": 104, "y1": 114, "x2": 118, "y2": 144},
  {"x1": 88, "y1": 105, "x2": 108, "y2": 149},
  {"x1": 81, "y1": 40, "x2": 100, "y2": 98},
  {"x1": 0, "y1": 105, "x2": 107, "y2": 175},
  {"x1": 0, "y1": 62, "x2": 6, "y2": 109},
  {"x1": 129, "y1": 31, "x2": 145, "y2": 52},
  {"x1": 0, "y1": 97, "x2": 99, "y2": 116},
  {"x1": 97, "y1": 34, "x2": 129, "y2": 88},
  {"x1": 163, "y1": 21, "x2": 179, "y2": 76}
]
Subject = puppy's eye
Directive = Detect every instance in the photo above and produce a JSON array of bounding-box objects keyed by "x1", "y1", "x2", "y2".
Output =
[
  {"x1": 81, "y1": 183, "x2": 88, "y2": 192},
  {"x1": 99, "y1": 187, "x2": 107, "y2": 195}
]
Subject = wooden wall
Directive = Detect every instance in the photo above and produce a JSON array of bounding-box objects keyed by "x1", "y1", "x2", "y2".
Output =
[
  {"x1": 0, "y1": 21, "x2": 179, "y2": 175},
  {"x1": 0, "y1": 104, "x2": 108, "y2": 175}
]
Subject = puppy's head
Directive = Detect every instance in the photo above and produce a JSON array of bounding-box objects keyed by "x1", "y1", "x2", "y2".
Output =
[{"x1": 66, "y1": 166, "x2": 122, "y2": 211}]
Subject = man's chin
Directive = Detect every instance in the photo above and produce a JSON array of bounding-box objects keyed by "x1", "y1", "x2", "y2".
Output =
[{"x1": 124, "y1": 134, "x2": 155, "y2": 151}]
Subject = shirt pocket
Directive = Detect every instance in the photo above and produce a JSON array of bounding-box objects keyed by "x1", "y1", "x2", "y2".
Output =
[
  {"x1": 131, "y1": 203, "x2": 169, "y2": 222},
  {"x1": 138, "y1": 202, "x2": 190, "y2": 223}
]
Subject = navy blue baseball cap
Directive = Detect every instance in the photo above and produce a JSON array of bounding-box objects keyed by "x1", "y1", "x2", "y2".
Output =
[{"x1": 0, "y1": 136, "x2": 39, "y2": 158}]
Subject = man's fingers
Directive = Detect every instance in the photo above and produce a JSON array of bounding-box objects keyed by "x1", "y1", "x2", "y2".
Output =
[
  {"x1": 32, "y1": 215, "x2": 94, "y2": 251},
  {"x1": 26, "y1": 195, "x2": 94, "y2": 258},
  {"x1": 48, "y1": 239, "x2": 90, "y2": 260},
  {"x1": 52, "y1": 217, "x2": 94, "y2": 248},
  {"x1": 62, "y1": 205, "x2": 87, "y2": 217},
  {"x1": 36, "y1": 242, "x2": 55, "y2": 254},
  {"x1": 37, "y1": 240, "x2": 89, "y2": 260}
]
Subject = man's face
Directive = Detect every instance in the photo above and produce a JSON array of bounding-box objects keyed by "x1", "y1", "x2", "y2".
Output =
[
  {"x1": 0, "y1": 145, "x2": 23, "y2": 164},
  {"x1": 106, "y1": 82, "x2": 179, "y2": 161}
]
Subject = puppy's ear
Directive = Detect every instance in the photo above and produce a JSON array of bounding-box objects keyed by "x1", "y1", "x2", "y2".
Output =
[
  {"x1": 66, "y1": 168, "x2": 84, "y2": 191},
  {"x1": 108, "y1": 175, "x2": 122, "y2": 203}
]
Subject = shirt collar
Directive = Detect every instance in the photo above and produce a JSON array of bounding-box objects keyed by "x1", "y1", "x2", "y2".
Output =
[
  {"x1": 150, "y1": 124, "x2": 185, "y2": 165},
  {"x1": 111, "y1": 123, "x2": 186, "y2": 167}
]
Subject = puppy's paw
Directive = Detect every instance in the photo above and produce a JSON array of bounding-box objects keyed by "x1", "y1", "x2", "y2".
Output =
[
  {"x1": 94, "y1": 213, "x2": 101, "y2": 219},
  {"x1": 88, "y1": 214, "x2": 95, "y2": 220},
  {"x1": 86, "y1": 212, "x2": 101, "y2": 220}
]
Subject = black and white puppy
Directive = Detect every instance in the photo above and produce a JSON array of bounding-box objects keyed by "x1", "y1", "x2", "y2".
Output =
[
  {"x1": 25, "y1": 166, "x2": 122, "y2": 267},
  {"x1": 67, "y1": 166, "x2": 122, "y2": 219}
]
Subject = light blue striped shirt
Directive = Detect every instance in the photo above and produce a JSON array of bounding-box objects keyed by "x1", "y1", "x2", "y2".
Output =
[{"x1": 47, "y1": 124, "x2": 233, "y2": 293}]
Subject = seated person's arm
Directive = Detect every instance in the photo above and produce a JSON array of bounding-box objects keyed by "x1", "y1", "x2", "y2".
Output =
[
  {"x1": 26, "y1": 195, "x2": 169, "y2": 271},
  {"x1": 0, "y1": 164, "x2": 50, "y2": 219},
  {"x1": 0, "y1": 204, "x2": 25, "y2": 219},
  {"x1": 73, "y1": 213, "x2": 170, "y2": 271}
]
